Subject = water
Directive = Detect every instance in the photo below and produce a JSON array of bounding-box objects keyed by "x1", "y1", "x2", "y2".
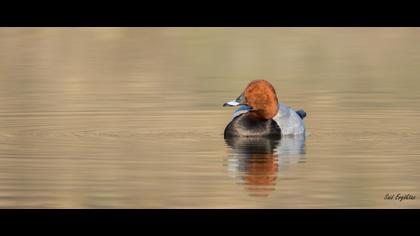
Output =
[{"x1": 0, "y1": 28, "x2": 420, "y2": 208}]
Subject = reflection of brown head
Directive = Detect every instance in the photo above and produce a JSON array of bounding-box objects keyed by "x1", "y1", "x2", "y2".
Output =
[
  {"x1": 225, "y1": 136, "x2": 280, "y2": 197},
  {"x1": 243, "y1": 153, "x2": 278, "y2": 197},
  {"x1": 244, "y1": 80, "x2": 279, "y2": 120}
]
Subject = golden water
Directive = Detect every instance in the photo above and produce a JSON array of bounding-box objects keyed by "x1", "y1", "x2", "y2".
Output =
[{"x1": 0, "y1": 28, "x2": 419, "y2": 208}]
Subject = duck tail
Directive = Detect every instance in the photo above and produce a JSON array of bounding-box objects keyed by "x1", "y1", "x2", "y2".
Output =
[{"x1": 295, "y1": 109, "x2": 307, "y2": 119}]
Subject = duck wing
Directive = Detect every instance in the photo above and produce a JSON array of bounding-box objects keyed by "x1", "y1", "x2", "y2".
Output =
[{"x1": 273, "y1": 103, "x2": 306, "y2": 135}]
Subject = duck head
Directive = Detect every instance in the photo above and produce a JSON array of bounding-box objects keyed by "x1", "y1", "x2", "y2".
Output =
[{"x1": 223, "y1": 80, "x2": 279, "y2": 120}]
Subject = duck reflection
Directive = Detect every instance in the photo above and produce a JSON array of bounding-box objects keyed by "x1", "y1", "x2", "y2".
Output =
[{"x1": 224, "y1": 135, "x2": 306, "y2": 197}]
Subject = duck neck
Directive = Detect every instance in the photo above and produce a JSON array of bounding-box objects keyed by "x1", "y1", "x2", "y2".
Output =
[{"x1": 252, "y1": 104, "x2": 278, "y2": 120}]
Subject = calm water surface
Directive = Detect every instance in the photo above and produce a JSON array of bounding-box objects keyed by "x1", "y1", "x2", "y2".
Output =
[{"x1": 0, "y1": 28, "x2": 420, "y2": 208}]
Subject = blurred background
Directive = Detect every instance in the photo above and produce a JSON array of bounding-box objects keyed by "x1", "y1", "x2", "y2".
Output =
[{"x1": 0, "y1": 28, "x2": 419, "y2": 208}]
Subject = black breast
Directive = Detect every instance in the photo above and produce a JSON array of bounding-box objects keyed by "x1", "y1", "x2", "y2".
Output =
[{"x1": 224, "y1": 113, "x2": 281, "y2": 138}]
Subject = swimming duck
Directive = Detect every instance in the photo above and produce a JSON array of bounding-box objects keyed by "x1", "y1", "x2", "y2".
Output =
[{"x1": 223, "y1": 80, "x2": 307, "y2": 138}]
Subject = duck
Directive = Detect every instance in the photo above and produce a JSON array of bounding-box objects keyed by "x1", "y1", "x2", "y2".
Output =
[{"x1": 223, "y1": 80, "x2": 307, "y2": 138}]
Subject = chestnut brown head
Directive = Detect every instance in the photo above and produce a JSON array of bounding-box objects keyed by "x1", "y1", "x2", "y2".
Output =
[{"x1": 223, "y1": 80, "x2": 279, "y2": 120}]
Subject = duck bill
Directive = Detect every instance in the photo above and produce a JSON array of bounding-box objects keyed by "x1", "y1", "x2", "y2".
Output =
[
  {"x1": 223, "y1": 92, "x2": 245, "y2": 107},
  {"x1": 223, "y1": 100, "x2": 240, "y2": 107}
]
